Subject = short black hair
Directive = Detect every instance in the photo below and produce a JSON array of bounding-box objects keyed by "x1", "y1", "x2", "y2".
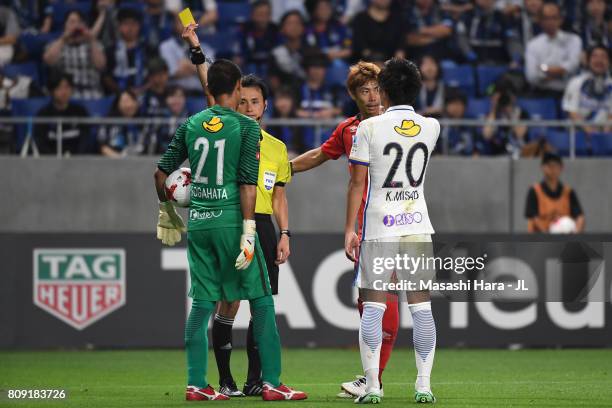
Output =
[
  {"x1": 48, "y1": 70, "x2": 73, "y2": 91},
  {"x1": 207, "y1": 59, "x2": 242, "y2": 99},
  {"x1": 587, "y1": 43, "x2": 610, "y2": 61},
  {"x1": 444, "y1": 87, "x2": 467, "y2": 105},
  {"x1": 252, "y1": 0, "x2": 271, "y2": 11},
  {"x1": 542, "y1": 152, "x2": 563, "y2": 166},
  {"x1": 378, "y1": 58, "x2": 422, "y2": 106},
  {"x1": 165, "y1": 85, "x2": 185, "y2": 98},
  {"x1": 241, "y1": 74, "x2": 269, "y2": 100},
  {"x1": 279, "y1": 10, "x2": 305, "y2": 28},
  {"x1": 65, "y1": 9, "x2": 85, "y2": 23}
]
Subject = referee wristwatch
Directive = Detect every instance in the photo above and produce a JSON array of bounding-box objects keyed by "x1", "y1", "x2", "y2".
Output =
[{"x1": 280, "y1": 229, "x2": 291, "y2": 238}]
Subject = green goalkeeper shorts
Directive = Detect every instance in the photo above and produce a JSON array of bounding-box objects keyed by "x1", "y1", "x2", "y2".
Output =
[{"x1": 187, "y1": 228, "x2": 271, "y2": 302}]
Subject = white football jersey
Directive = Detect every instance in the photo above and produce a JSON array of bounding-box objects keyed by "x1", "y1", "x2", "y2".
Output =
[{"x1": 349, "y1": 105, "x2": 440, "y2": 240}]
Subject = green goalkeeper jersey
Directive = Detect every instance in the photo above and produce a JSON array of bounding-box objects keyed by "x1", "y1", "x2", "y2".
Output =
[{"x1": 158, "y1": 105, "x2": 261, "y2": 231}]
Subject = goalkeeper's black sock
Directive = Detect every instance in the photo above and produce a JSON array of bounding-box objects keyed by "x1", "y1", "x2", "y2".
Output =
[
  {"x1": 212, "y1": 313, "x2": 235, "y2": 385},
  {"x1": 245, "y1": 318, "x2": 262, "y2": 383}
]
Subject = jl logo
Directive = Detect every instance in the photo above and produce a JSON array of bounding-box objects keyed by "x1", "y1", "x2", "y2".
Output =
[{"x1": 33, "y1": 249, "x2": 126, "y2": 330}]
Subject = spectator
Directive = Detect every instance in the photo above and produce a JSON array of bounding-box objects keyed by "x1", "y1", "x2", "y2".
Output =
[
  {"x1": 415, "y1": 55, "x2": 445, "y2": 118},
  {"x1": 576, "y1": 0, "x2": 611, "y2": 50},
  {"x1": 98, "y1": 90, "x2": 150, "y2": 157},
  {"x1": 482, "y1": 88, "x2": 530, "y2": 155},
  {"x1": 156, "y1": 85, "x2": 188, "y2": 153},
  {"x1": 525, "y1": 152, "x2": 585, "y2": 233},
  {"x1": 296, "y1": 50, "x2": 342, "y2": 120},
  {"x1": 525, "y1": 2, "x2": 582, "y2": 98},
  {"x1": 236, "y1": 0, "x2": 279, "y2": 70},
  {"x1": 439, "y1": 90, "x2": 478, "y2": 155},
  {"x1": 43, "y1": 10, "x2": 106, "y2": 99},
  {"x1": 267, "y1": 86, "x2": 304, "y2": 154},
  {"x1": 0, "y1": 5, "x2": 19, "y2": 66},
  {"x1": 562, "y1": 45, "x2": 612, "y2": 134},
  {"x1": 305, "y1": 0, "x2": 351, "y2": 61},
  {"x1": 405, "y1": 0, "x2": 454, "y2": 62},
  {"x1": 456, "y1": 0, "x2": 512, "y2": 64},
  {"x1": 142, "y1": 0, "x2": 174, "y2": 52},
  {"x1": 141, "y1": 57, "x2": 170, "y2": 118},
  {"x1": 269, "y1": 10, "x2": 307, "y2": 91},
  {"x1": 104, "y1": 7, "x2": 148, "y2": 94},
  {"x1": 0, "y1": 65, "x2": 38, "y2": 111},
  {"x1": 91, "y1": 0, "x2": 118, "y2": 50},
  {"x1": 350, "y1": 0, "x2": 404, "y2": 62},
  {"x1": 160, "y1": 15, "x2": 215, "y2": 95},
  {"x1": 34, "y1": 72, "x2": 90, "y2": 156},
  {"x1": 506, "y1": 0, "x2": 543, "y2": 64}
]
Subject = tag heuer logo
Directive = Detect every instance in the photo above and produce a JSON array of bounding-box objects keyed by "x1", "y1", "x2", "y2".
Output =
[{"x1": 33, "y1": 249, "x2": 126, "y2": 330}]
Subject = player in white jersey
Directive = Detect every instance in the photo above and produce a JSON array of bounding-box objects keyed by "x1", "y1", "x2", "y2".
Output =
[{"x1": 345, "y1": 58, "x2": 439, "y2": 404}]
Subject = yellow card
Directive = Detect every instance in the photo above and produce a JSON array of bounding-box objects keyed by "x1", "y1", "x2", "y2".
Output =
[{"x1": 179, "y1": 8, "x2": 196, "y2": 27}]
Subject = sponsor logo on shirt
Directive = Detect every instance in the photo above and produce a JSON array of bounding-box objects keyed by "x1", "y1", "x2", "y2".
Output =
[
  {"x1": 383, "y1": 211, "x2": 423, "y2": 227},
  {"x1": 189, "y1": 209, "x2": 224, "y2": 220},
  {"x1": 203, "y1": 116, "x2": 224, "y2": 133},
  {"x1": 394, "y1": 120, "x2": 421, "y2": 137}
]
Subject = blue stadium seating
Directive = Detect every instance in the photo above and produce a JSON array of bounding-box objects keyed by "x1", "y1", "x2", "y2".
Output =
[
  {"x1": 518, "y1": 98, "x2": 557, "y2": 120},
  {"x1": 442, "y1": 64, "x2": 475, "y2": 97},
  {"x1": 2, "y1": 62, "x2": 40, "y2": 85},
  {"x1": 545, "y1": 129, "x2": 588, "y2": 156},
  {"x1": 325, "y1": 60, "x2": 349, "y2": 87},
  {"x1": 187, "y1": 97, "x2": 207, "y2": 114},
  {"x1": 217, "y1": 2, "x2": 251, "y2": 25},
  {"x1": 75, "y1": 97, "x2": 114, "y2": 117},
  {"x1": 466, "y1": 98, "x2": 491, "y2": 119},
  {"x1": 476, "y1": 65, "x2": 507, "y2": 96},
  {"x1": 590, "y1": 132, "x2": 612, "y2": 156},
  {"x1": 203, "y1": 30, "x2": 238, "y2": 59},
  {"x1": 19, "y1": 33, "x2": 61, "y2": 59}
]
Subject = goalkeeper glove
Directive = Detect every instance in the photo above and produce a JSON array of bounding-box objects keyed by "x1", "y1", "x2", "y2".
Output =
[
  {"x1": 157, "y1": 201, "x2": 186, "y2": 246},
  {"x1": 235, "y1": 219, "x2": 256, "y2": 270}
]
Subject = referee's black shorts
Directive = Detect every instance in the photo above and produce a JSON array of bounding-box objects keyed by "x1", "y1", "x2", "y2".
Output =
[{"x1": 255, "y1": 213, "x2": 279, "y2": 295}]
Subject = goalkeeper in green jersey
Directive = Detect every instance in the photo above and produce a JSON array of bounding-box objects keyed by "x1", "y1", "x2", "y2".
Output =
[{"x1": 153, "y1": 58, "x2": 307, "y2": 402}]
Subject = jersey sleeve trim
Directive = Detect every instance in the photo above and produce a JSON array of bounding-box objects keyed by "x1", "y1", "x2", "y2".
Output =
[{"x1": 349, "y1": 158, "x2": 369, "y2": 166}]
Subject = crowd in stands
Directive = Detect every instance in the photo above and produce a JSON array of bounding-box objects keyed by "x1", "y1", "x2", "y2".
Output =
[{"x1": 0, "y1": 0, "x2": 610, "y2": 156}]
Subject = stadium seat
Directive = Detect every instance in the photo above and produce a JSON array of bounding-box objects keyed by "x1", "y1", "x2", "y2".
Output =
[
  {"x1": 476, "y1": 65, "x2": 507, "y2": 96},
  {"x1": 75, "y1": 97, "x2": 114, "y2": 117},
  {"x1": 545, "y1": 129, "x2": 588, "y2": 156},
  {"x1": 217, "y1": 1, "x2": 251, "y2": 25},
  {"x1": 18, "y1": 32, "x2": 61, "y2": 59},
  {"x1": 187, "y1": 97, "x2": 207, "y2": 114},
  {"x1": 202, "y1": 30, "x2": 238, "y2": 59},
  {"x1": 325, "y1": 60, "x2": 349, "y2": 87},
  {"x1": 466, "y1": 98, "x2": 491, "y2": 119},
  {"x1": 443, "y1": 64, "x2": 475, "y2": 97},
  {"x1": 1, "y1": 62, "x2": 40, "y2": 85},
  {"x1": 590, "y1": 132, "x2": 612, "y2": 156},
  {"x1": 518, "y1": 98, "x2": 557, "y2": 120}
]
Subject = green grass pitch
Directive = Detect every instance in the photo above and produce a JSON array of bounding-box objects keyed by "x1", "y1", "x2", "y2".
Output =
[{"x1": 1, "y1": 349, "x2": 611, "y2": 407}]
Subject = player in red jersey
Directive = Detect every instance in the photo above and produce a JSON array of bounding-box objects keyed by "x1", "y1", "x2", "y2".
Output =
[{"x1": 290, "y1": 61, "x2": 399, "y2": 399}]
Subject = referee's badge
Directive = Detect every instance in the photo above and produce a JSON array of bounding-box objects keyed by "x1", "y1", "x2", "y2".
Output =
[{"x1": 264, "y1": 171, "x2": 276, "y2": 191}]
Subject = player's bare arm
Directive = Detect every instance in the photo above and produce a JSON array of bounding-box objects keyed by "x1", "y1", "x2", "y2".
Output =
[
  {"x1": 272, "y1": 186, "x2": 290, "y2": 264},
  {"x1": 154, "y1": 169, "x2": 168, "y2": 202},
  {"x1": 344, "y1": 164, "x2": 367, "y2": 262},
  {"x1": 290, "y1": 147, "x2": 331, "y2": 173}
]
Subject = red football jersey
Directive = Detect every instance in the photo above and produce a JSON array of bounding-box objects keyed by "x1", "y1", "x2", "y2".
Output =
[{"x1": 320, "y1": 115, "x2": 368, "y2": 236}]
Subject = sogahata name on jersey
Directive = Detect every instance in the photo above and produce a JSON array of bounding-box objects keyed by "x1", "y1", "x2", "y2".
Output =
[
  {"x1": 191, "y1": 185, "x2": 228, "y2": 200},
  {"x1": 348, "y1": 105, "x2": 440, "y2": 240}
]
